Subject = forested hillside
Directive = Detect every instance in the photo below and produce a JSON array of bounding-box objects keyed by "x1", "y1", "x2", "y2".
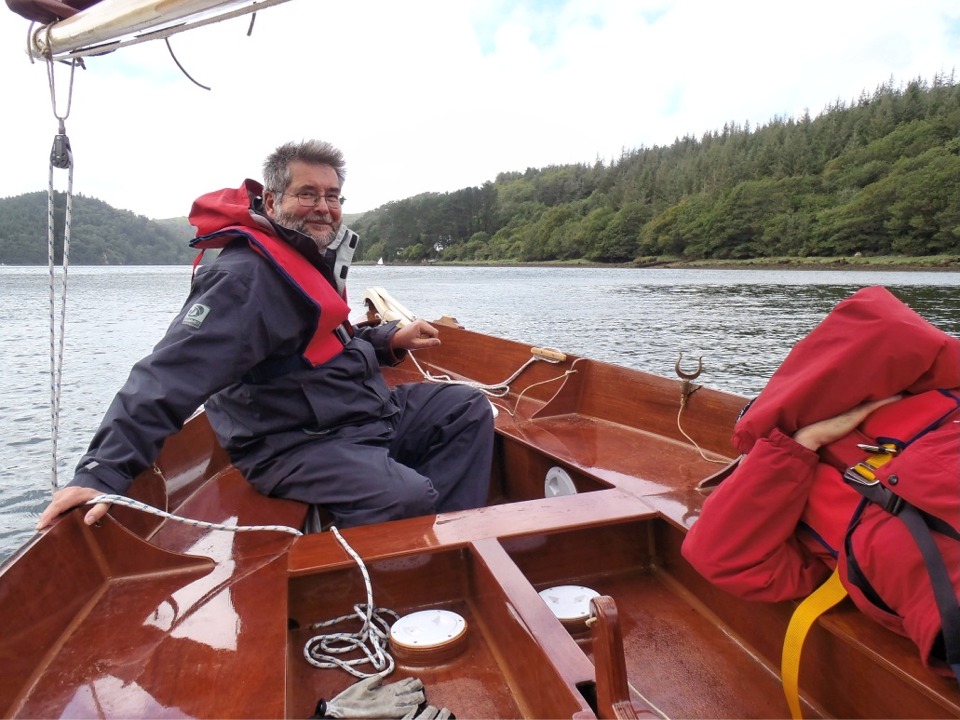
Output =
[
  {"x1": 0, "y1": 192, "x2": 195, "y2": 265},
  {"x1": 1, "y1": 74, "x2": 958, "y2": 265},
  {"x1": 351, "y1": 74, "x2": 960, "y2": 264}
]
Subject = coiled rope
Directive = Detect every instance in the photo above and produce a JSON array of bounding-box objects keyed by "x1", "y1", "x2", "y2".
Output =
[
  {"x1": 46, "y1": 56, "x2": 78, "y2": 493},
  {"x1": 302, "y1": 526, "x2": 399, "y2": 678}
]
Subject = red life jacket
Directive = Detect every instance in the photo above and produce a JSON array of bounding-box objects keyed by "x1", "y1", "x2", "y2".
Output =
[
  {"x1": 732, "y1": 286, "x2": 960, "y2": 676},
  {"x1": 797, "y1": 389, "x2": 960, "y2": 555},
  {"x1": 188, "y1": 180, "x2": 351, "y2": 368}
]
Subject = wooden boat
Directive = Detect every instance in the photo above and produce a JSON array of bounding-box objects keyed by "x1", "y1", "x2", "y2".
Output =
[
  {"x1": 2, "y1": 294, "x2": 959, "y2": 718},
  {"x1": 6, "y1": 4, "x2": 960, "y2": 718}
]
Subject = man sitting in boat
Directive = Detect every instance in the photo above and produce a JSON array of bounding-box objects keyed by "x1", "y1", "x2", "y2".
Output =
[
  {"x1": 682, "y1": 286, "x2": 960, "y2": 681},
  {"x1": 38, "y1": 139, "x2": 494, "y2": 531}
]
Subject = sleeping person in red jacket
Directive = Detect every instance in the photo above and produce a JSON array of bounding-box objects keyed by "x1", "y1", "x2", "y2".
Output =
[{"x1": 682, "y1": 286, "x2": 960, "y2": 679}]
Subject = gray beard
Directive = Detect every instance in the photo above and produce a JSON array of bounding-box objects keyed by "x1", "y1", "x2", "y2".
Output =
[{"x1": 272, "y1": 208, "x2": 338, "y2": 250}]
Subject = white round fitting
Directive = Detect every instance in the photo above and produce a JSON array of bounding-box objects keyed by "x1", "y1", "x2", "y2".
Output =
[
  {"x1": 538, "y1": 584, "x2": 600, "y2": 630},
  {"x1": 544, "y1": 466, "x2": 577, "y2": 497},
  {"x1": 389, "y1": 609, "x2": 468, "y2": 665}
]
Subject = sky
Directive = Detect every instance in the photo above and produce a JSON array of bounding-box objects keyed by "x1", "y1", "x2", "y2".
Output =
[{"x1": 2, "y1": 0, "x2": 959, "y2": 220}]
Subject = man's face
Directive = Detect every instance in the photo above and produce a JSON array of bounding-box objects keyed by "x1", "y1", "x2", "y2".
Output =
[{"x1": 265, "y1": 161, "x2": 343, "y2": 250}]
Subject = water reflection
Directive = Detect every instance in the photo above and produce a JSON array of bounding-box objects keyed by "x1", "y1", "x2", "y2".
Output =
[{"x1": 1, "y1": 265, "x2": 958, "y2": 562}]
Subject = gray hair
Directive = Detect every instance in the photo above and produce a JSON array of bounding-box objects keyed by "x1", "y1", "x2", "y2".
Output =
[{"x1": 262, "y1": 140, "x2": 346, "y2": 193}]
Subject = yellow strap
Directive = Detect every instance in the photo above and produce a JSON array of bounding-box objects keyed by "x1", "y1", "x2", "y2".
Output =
[
  {"x1": 847, "y1": 443, "x2": 897, "y2": 482},
  {"x1": 781, "y1": 567, "x2": 849, "y2": 719},
  {"x1": 781, "y1": 445, "x2": 897, "y2": 718}
]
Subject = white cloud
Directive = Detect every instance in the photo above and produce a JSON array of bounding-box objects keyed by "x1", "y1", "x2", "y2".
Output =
[{"x1": 1, "y1": 0, "x2": 957, "y2": 220}]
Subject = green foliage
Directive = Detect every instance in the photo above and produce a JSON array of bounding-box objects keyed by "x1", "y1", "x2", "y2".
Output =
[
  {"x1": 0, "y1": 191, "x2": 196, "y2": 265},
  {"x1": 350, "y1": 73, "x2": 960, "y2": 264},
  {"x1": 4, "y1": 75, "x2": 959, "y2": 266}
]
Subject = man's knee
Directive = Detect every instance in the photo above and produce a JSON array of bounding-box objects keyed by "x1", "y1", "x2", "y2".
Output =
[
  {"x1": 336, "y1": 470, "x2": 437, "y2": 527},
  {"x1": 448, "y1": 386, "x2": 495, "y2": 429},
  {"x1": 391, "y1": 473, "x2": 438, "y2": 517}
]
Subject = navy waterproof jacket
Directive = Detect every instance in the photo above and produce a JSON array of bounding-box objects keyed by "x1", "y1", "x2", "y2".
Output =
[{"x1": 70, "y1": 181, "x2": 400, "y2": 496}]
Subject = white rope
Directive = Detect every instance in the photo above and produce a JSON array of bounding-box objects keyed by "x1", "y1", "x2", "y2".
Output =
[
  {"x1": 84, "y1": 495, "x2": 397, "y2": 676},
  {"x1": 676, "y1": 394, "x2": 729, "y2": 465},
  {"x1": 46, "y1": 57, "x2": 77, "y2": 493},
  {"x1": 489, "y1": 370, "x2": 578, "y2": 418},
  {"x1": 303, "y1": 527, "x2": 399, "y2": 678},
  {"x1": 85, "y1": 494, "x2": 303, "y2": 536},
  {"x1": 406, "y1": 348, "x2": 563, "y2": 398}
]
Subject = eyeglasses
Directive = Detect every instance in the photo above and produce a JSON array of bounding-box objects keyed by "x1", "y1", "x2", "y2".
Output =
[{"x1": 283, "y1": 191, "x2": 345, "y2": 208}]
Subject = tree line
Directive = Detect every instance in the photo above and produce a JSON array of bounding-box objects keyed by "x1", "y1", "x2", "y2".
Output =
[
  {"x1": 1, "y1": 72, "x2": 957, "y2": 266},
  {"x1": 351, "y1": 72, "x2": 960, "y2": 264},
  {"x1": 0, "y1": 192, "x2": 195, "y2": 265}
]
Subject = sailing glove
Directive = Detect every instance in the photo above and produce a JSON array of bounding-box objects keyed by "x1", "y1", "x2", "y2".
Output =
[{"x1": 315, "y1": 675, "x2": 425, "y2": 718}]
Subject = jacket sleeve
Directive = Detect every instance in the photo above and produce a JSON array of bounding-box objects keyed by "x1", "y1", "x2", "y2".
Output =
[
  {"x1": 69, "y1": 255, "x2": 303, "y2": 495},
  {"x1": 681, "y1": 428, "x2": 833, "y2": 601},
  {"x1": 354, "y1": 319, "x2": 405, "y2": 366}
]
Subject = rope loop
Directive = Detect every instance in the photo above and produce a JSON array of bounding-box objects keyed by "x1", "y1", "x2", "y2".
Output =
[
  {"x1": 406, "y1": 347, "x2": 564, "y2": 397},
  {"x1": 302, "y1": 527, "x2": 399, "y2": 678},
  {"x1": 44, "y1": 55, "x2": 81, "y2": 493},
  {"x1": 46, "y1": 140, "x2": 73, "y2": 492}
]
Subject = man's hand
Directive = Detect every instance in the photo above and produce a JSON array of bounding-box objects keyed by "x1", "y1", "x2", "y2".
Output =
[
  {"x1": 391, "y1": 319, "x2": 441, "y2": 352},
  {"x1": 792, "y1": 395, "x2": 901, "y2": 451},
  {"x1": 37, "y1": 486, "x2": 111, "y2": 531}
]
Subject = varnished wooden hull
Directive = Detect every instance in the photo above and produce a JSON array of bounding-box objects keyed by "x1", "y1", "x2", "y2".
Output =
[{"x1": 1, "y1": 322, "x2": 957, "y2": 718}]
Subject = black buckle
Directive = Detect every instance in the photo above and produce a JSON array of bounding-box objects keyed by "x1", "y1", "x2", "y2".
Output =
[
  {"x1": 333, "y1": 324, "x2": 351, "y2": 345},
  {"x1": 882, "y1": 492, "x2": 905, "y2": 515}
]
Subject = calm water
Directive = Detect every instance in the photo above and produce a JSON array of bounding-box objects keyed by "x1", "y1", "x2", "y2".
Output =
[{"x1": 2, "y1": 265, "x2": 959, "y2": 562}]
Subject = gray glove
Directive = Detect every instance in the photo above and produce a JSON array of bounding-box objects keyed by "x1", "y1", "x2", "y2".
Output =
[
  {"x1": 403, "y1": 705, "x2": 453, "y2": 720},
  {"x1": 319, "y1": 676, "x2": 425, "y2": 718}
]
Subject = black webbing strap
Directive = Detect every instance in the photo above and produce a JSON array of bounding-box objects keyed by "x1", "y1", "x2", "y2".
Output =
[{"x1": 849, "y1": 480, "x2": 960, "y2": 684}]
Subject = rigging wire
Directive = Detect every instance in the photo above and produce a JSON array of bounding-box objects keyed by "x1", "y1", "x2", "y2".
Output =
[
  {"x1": 164, "y1": 38, "x2": 211, "y2": 90},
  {"x1": 45, "y1": 55, "x2": 79, "y2": 493},
  {"x1": 29, "y1": 3, "x2": 282, "y2": 494}
]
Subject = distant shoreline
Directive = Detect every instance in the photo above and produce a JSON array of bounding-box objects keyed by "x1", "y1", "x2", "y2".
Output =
[
  {"x1": 3, "y1": 255, "x2": 956, "y2": 271},
  {"x1": 358, "y1": 255, "x2": 960, "y2": 272}
]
